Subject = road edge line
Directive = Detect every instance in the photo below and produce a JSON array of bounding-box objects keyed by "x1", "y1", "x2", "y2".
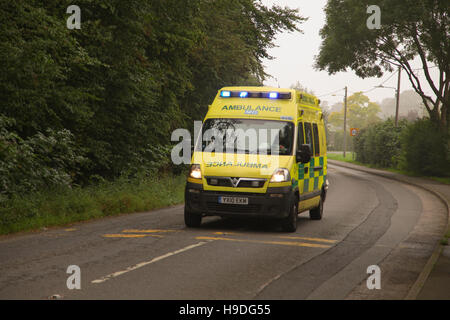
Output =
[{"x1": 328, "y1": 159, "x2": 450, "y2": 300}]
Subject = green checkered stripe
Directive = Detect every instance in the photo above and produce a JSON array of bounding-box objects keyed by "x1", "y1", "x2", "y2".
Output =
[{"x1": 298, "y1": 156, "x2": 326, "y2": 194}]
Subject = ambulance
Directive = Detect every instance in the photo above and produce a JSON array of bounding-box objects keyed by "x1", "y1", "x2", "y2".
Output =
[{"x1": 185, "y1": 86, "x2": 328, "y2": 232}]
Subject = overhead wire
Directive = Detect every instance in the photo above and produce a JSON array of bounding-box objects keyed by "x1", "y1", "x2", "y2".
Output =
[{"x1": 316, "y1": 65, "x2": 438, "y2": 99}]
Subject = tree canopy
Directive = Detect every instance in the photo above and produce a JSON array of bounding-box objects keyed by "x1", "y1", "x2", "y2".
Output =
[
  {"x1": 328, "y1": 92, "x2": 382, "y2": 131},
  {"x1": 0, "y1": 0, "x2": 304, "y2": 195},
  {"x1": 316, "y1": 0, "x2": 449, "y2": 134}
]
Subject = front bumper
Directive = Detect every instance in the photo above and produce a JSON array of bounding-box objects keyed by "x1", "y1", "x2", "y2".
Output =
[{"x1": 185, "y1": 182, "x2": 294, "y2": 219}]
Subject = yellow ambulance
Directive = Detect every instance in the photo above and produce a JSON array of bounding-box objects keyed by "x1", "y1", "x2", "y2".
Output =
[{"x1": 185, "y1": 86, "x2": 328, "y2": 232}]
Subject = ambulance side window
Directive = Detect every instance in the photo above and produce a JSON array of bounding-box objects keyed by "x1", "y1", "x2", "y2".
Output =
[
  {"x1": 313, "y1": 123, "x2": 320, "y2": 156},
  {"x1": 304, "y1": 122, "x2": 314, "y2": 155},
  {"x1": 297, "y1": 122, "x2": 304, "y2": 150},
  {"x1": 321, "y1": 125, "x2": 327, "y2": 155}
]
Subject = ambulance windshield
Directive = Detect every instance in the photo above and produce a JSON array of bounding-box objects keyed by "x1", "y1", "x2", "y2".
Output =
[{"x1": 197, "y1": 118, "x2": 294, "y2": 155}]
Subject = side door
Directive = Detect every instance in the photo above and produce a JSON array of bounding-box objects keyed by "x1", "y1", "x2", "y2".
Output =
[
  {"x1": 312, "y1": 122, "x2": 324, "y2": 193},
  {"x1": 295, "y1": 122, "x2": 305, "y2": 198},
  {"x1": 300, "y1": 122, "x2": 314, "y2": 195},
  {"x1": 319, "y1": 123, "x2": 327, "y2": 190}
]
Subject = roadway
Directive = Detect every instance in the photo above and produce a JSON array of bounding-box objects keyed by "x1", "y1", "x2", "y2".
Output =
[{"x1": 0, "y1": 163, "x2": 447, "y2": 299}]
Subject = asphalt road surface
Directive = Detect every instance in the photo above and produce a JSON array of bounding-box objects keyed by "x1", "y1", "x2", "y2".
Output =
[{"x1": 0, "y1": 164, "x2": 447, "y2": 299}]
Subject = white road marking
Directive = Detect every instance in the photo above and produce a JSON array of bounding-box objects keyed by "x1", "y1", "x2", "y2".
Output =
[{"x1": 91, "y1": 242, "x2": 208, "y2": 284}]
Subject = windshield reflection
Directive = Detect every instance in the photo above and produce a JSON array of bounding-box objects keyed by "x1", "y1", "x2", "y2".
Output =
[{"x1": 197, "y1": 118, "x2": 294, "y2": 155}]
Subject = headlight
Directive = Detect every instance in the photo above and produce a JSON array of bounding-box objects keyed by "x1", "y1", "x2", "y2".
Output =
[
  {"x1": 189, "y1": 164, "x2": 202, "y2": 179},
  {"x1": 270, "y1": 168, "x2": 290, "y2": 183}
]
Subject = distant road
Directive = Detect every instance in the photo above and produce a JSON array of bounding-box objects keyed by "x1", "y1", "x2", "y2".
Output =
[{"x1": 0, "y1": 164, "x2": 446, "y2": 299}]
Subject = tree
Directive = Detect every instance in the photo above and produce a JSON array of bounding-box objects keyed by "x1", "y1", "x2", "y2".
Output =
[
  {"x1": 328, "y1": 92, "x2": 382, "y2": 131},
  {"x1": 181, "y1": 0, "x2": 305, "y2": 124},
  {"x1": 379, "y1": 90, "x2": 426, "y2": 119},
  {"x1": 327, "y1": 92, "x2": 381, "y2": 151},
  {"x1": 316, "y1": 0, "x2": 450, "y2": 134},
  {"x1": 0, "y1": 0, "x2": 102, "y2": 139},
  {"x1": 0, "y1": 0, "x2": 305, "y2": 186},
  {"x1": 290, "y1": 81, "x2": 315, "y2": 95}
]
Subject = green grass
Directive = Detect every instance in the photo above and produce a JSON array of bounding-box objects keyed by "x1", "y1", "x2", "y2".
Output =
[
  {"x1": 431, "y1": 177, "x2": 450, "y2": 184},
  {"x1": 328, "y1": 152, "x2": 450, "y2": 185},
  {"x1": 441, "y1": 230, "x2": 450, "y2": 246},
  {"x1": 0, "y1": 174, "x2": 187, "y2": 235},
  {"x1": 327, "y1": 152, "x2": 358, "y2": 163}
]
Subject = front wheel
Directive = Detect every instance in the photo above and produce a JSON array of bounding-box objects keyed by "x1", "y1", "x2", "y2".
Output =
[
  {"x1": 309, "y1": 195, "x2": 323, "y2": 220},
  {"x1": 281, "y1": 198, "x2": 298, "y2": 232},
  {"x1": 184, "y1": 207, "x2": 202, "y2": 227}
]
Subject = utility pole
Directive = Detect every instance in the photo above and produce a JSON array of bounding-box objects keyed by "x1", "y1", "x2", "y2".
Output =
[
  {"x1": 343, "y1": 86, "x2": 348, "y2": 158},
  {"x1": 395, "y1": 66, "x2": 401, "y2": 127}
]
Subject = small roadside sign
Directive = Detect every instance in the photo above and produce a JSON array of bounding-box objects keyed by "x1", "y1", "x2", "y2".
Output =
[{"x1": 350, "y1": 128, "x2": 359, "y2": 136}]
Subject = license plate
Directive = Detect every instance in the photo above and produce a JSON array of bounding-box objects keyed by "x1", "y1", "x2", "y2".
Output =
[{"x1": 218, "y1": 196, "x2": 248, "y2": 205}]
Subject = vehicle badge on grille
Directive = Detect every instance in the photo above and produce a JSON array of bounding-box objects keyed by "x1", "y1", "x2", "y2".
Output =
[{"x1": 230, "y1": 177, "x2": 240, "y2": 188}]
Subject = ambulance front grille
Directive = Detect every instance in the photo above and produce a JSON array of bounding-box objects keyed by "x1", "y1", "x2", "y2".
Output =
[{"x1": 206, "y1": 177, "x2": 266, "y2": 188}]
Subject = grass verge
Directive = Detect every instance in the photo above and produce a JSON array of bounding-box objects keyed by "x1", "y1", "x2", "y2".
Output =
[
  {"x1": 441, "y1": 230, "x2": 450, "y2": 246},
  {"x1": 0, "y1": 174, "x2": 186, "y2": 235},
  {"x1": 327, "y1": 152, "x2": 358, "y2": 163},
  {"x1": 328, "y1": 152, "x2": 450, "y2": 185}
]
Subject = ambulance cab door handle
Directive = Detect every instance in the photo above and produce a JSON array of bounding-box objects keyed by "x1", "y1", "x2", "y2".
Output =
[{"x1": 313, "y1": 166, "x2": 323, "y2": 171}]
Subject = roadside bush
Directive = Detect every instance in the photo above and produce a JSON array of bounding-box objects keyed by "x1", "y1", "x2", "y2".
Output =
[
  {"x1": 0, "y1": 116, "x2": 88, "y2": 199},
  {"x1": 354, "y1": 119, "x2": 406, "y2": 167},
  {"x1": 121, "y1": 144, "x2": 173, "y2": 179},
  {"x1": 398, "y1": 119, "x2": 450, "y2": 176}
]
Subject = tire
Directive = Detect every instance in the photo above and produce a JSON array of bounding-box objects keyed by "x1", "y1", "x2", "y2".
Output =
[
  {"x1": 184, "y1": 207, "x2": 202, "y2": 227},
  {"x1": 309, "y1": 195, "x2": 323, "y2": 220},
  {"x1": 281, "y1": 198, "x2": 298, "y2": 232}
]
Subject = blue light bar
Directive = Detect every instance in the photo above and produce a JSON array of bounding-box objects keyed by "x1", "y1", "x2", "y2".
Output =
[
  {"x1": 269, "y1": 92, "x2": 279, "y2": 99},
  {"x1": 218, "y1": 90, "x2": 292, "y2": 99},
  {"x1": 220, "y1": 90, "x2": 231, "y2": 98}
]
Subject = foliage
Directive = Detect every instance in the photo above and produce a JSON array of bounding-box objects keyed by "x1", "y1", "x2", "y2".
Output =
[
  {"x1": 328, "y1": 92, "x2": 382, "y2": 131},
  {"x1": 181, "y1": 0, "x2": 305, "y2": 126},
  {"x1": 316, "y1": 0, "x2": 450, "y2": 134},
  {"x1": 379, "y1": 90, "x2": 426, "y2": 120},
  {"x1": 0, "y1": 173, "x2": 186, "y2": 235},
  {"x1": 290, "y1": 81, "x2": 315, "y2": 95},
  {"x1": 328, "y1": 131, "x2": 355, "y2": 152},
  {"x1": 353, "y1": 118, "x2": 449, "y2": 177},
  {"x1": 0, "y1": 115, "x2": 87, "y2": 200},
  {"x1": 354, "y1": 119, "x2": 406, "y2": 168},
  {"x1": 0, "y1": 0, "x2": 304, "y2": 198},
  {"x1": 398, "y1": 119, "x2": 450, "y2": 176},
  {"x1": 327, "y1": 92, "x2": 381, "y2": 151}
]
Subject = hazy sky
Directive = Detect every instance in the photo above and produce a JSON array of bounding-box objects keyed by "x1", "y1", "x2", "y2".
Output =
[{"x1": 261, "y1": 0, "x2": 439, "y2": 107}]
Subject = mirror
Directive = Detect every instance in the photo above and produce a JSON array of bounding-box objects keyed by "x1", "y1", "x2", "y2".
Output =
[{"x1": 296, "y1": 144, "x2": 311, "y2": 163}]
